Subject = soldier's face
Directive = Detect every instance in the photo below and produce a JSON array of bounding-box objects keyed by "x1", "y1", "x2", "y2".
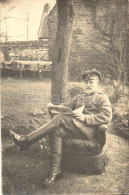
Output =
[{"x1": 84, "y1": 79, "x2": 99, "y2": 94}]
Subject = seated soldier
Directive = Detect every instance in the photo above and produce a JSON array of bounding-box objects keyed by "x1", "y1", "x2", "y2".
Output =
[{"x1": 9, "y1": 69, "x2": 112, "y2": 188}]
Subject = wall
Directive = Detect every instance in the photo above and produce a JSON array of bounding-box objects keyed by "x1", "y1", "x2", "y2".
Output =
[{"x1": 48, "y1": 0, "x2": 128, "y2": 80}]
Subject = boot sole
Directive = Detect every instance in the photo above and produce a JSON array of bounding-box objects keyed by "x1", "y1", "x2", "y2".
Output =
[
  {"x1": 9, "y1": 130, "x2": 27, "y2": 151},
  {"x1": 9, "y1": 131, "x2": 21, "y2": 150}
]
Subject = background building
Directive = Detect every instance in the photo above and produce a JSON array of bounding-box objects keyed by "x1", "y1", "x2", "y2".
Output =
[{"x1": 46, "y1": 0, "x2": 128, "y2": 81}]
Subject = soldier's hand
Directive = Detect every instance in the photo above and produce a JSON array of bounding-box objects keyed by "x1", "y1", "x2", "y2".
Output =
[{"x1": 74, "y1": 113, "x2": 85, "y2": 122}]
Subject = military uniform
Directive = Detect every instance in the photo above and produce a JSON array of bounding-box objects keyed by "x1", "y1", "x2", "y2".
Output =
[
  {"x1": 62, "y1": 91, "x2": 112, "y2": 138},
  {"x1": 9, "y1": 69, "x2": 112, "y2": 188}
]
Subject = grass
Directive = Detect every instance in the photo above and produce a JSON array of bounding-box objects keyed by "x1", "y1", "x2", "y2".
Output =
[{"x1": 1, "y1": 77, "x2": 129, "y2": 194}]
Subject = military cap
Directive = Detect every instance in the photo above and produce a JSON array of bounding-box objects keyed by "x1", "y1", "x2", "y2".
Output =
[{"x1": 82, "y1": 69, "x2": 102, "y2": 81}]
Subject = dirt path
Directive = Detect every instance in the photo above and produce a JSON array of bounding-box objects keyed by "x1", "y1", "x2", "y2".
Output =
[
  {"x1": 1, "y1": 78, "x2": 129, "y2": 194},
  {"x1": 2, "y1": 133, "x2": 129, "y2": 195}
]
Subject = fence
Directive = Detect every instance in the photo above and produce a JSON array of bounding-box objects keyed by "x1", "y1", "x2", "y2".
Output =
[{"x1": 1, "y1": 60, "x2": 52, "y2": 79}]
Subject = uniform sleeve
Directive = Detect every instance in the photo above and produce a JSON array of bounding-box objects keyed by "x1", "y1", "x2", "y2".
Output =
[
  {"x1": 85, "y1": 95, "x2": 112, "y2": 125},
  {"x1": 61, "y1": 94, "x2": 80, "y2": 110}
]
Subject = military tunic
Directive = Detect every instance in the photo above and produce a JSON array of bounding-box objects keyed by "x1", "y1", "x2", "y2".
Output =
[{"x1": 62, "y1": 91, "x2": 112, "y2": 138}]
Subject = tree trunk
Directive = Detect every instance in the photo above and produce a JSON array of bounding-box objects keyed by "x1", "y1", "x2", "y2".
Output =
[{"x1": 51, "y1": 0, "x2": 75, "y2": 105}]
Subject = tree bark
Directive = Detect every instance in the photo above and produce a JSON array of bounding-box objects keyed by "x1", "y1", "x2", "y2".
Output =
[{"x1": 51, "y1": 0, "x2": 75, "y2": 104}]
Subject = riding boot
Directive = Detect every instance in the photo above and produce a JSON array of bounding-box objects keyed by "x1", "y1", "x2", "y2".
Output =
[
  {"x1": 43, "y1": 136, "x2": 63, "y2": 188},
  {"x1": 9, "y1": 114, "x2": 64, "y2": 150}
]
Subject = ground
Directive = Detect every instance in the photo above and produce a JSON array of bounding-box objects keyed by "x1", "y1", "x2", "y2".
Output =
[{"x1": 1, "y1": 78, "x2": 129, "y2": 195}]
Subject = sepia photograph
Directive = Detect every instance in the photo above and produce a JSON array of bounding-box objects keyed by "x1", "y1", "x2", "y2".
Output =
[{"x1": 0, "y1": 0, "x2": 129, "y2": 194}]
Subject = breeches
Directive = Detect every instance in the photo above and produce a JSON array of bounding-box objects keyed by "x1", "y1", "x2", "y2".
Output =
[
  {"x1": 51, "y1": 113, "x2": 97, "y2": 140},
  {"x1": 27, "y1": 113, "x2": 97, "y2": 142}
]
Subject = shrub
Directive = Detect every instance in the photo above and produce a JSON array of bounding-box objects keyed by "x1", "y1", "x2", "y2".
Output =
[
  {"x1": 68, "y1": 82, "x2": 85, "y2": 99},
  {"x1": 109, "y1": 83, "x2": 123, "y2": 104}
]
